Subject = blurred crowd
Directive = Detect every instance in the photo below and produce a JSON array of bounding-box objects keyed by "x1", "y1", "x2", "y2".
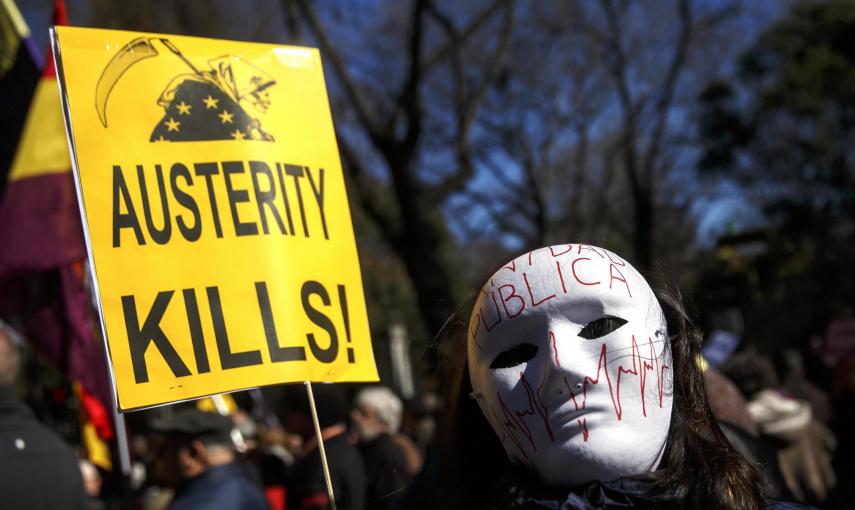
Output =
[
  {"x1": 125, "y1": 383, "x2": 434, "y2": 510},
  {"x1": 0, "y1": 316, "x2": 443, "y2": 510},
  {"x1": 1, "y1": 315, "x2": 854, "y2": 509}
]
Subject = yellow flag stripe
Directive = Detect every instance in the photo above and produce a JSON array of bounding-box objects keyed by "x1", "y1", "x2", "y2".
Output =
[
  {"x1": 0, "y1": 0, "x2": 30, "y2": 39},
  {"x1": 8, "y1": 78, "x2": 71, "y2": 181},
  {"x1": 73, "y1": 382, "x2": 113, "y2": 471},
  {"x1": 80, "y1": 419, "x2": 113, "y2": 470}
]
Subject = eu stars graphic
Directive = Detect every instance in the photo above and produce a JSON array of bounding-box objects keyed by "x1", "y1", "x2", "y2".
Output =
[{"x1": 95, "y1": 37, "x2": 276, "y2": 142}]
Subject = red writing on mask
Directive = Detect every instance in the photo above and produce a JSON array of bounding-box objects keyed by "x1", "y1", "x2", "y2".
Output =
[{"x1": 470, "y1": 246, "x2": 632, "y2": 346}]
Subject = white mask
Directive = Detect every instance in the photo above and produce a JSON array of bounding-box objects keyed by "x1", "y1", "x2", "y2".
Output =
[{"x1": 467, "y1": 244, "x2": 673, "y2": 486}]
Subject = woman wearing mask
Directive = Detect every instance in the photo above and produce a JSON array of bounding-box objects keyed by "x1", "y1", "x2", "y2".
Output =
[{"x1": 442, "y1": 244, "x2": 810, "y2": 509}]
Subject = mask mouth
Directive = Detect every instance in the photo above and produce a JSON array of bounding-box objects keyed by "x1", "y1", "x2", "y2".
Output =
[
  {"x1": 547, "y1": 400, "x2": 612, "y2": 430},
  {"x1": 548, "y1": 404, "x2": 589, "y2": 428},
  {"x1": 550, "y1": 412, "x2": 590, "y2": 435}
]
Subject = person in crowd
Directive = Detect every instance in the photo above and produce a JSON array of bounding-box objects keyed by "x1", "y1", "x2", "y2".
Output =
[
  {"x1": 701, "y1": 358, "x2": 794, "y2": 499},
  {"x1": 701, "y1": 357, "x2": 758, "y2": 435},
  {"x1": 726, "y1": 352, "x2": 836, "y2": 506},
  {"x1": 415, "y1": 392, "x2": 442, "y2": 452},
  {"x1": 394, "y1": 394, "x2": 441, "y2": 510},
  {"x1": 149, "y1": 407, "x2": 269, "y2": 510},
  {"x1": 778, "y1": 348, "x2": 833, "y2": 426},
  {"x1": 351, "y1": 386, "x2": 411, "y2": 509},
  {"x1": 79, "y1": 458, "x2": 106, "y2": 510},
  {"x1": 0, "y1": 318, "x2": 89, "y2": 509},
  {"x1": 249, "y1": 415, "x2": 303, "y2": 510},
  {"x1": 390, "y1": 420, "x2": 423, "y2": 479},
  {"x1": 441, "y1": 244, "x2": 811, "y2": 509},
  {"x1": 828, "y1": 350, "x2": 855, "y2": 509},
  {"x1": 279, "y1": 384, "x2": 366, "y2": 510}
]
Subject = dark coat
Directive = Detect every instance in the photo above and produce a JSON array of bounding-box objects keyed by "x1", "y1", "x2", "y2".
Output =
[
  {"x1": 495, "y1": 477, "x2": 817, "y2": 510},
  {"x1": 287, "y1": 433, "x2": 366, "y2": 510},
  {"x1": 168, "y1": 461, "x2": 269, "y2": 510},
  {"x1": 0, "y1": 386, "x2": 88, "y2": 509},
  {"x1": 359, "y1": 433, "x2": 409, "y2": 510}
]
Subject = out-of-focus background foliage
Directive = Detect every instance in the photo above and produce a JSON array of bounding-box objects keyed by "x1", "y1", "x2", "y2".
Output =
[
  {"x1": 50, "y1": 0, "x2": 852, "y2": 364},
  {"x1": 6, "y1": 0, "x2": 852, "y2": 396}
]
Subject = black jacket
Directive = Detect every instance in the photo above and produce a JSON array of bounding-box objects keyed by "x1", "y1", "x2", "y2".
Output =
[
  {"x1": 0, "y1": 386, "x2": 88, "y2": 509},
  {"x1": 287, "y1": 432, "x2": 366, "y2": 510},
  {"x1": 359, "y1": 433, "x2": 409, "y2": 510}
]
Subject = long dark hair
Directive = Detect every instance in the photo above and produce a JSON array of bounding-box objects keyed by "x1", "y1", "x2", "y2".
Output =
[{"x1": 439, "y1": 291, "x2": 767, "y2": 510}]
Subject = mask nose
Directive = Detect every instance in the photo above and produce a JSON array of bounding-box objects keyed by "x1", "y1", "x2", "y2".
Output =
[{"x1": 537, "y1": 323, "x2": 584, "y2": 409}]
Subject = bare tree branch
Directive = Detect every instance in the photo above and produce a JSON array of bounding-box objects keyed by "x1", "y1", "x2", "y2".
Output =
[
  {"x1": 295, "y1": 0, "x2": 386, "y2": 145},
  {"x1": 401, "y1": 0, "x2": 426, "y2": 154},
  {"x1": 428, "y1": 0, "x2": 515, "y2": 199},
  {"x1": 336, "y1": 133, "x2": 399, "y2": 237},
  {"x1": 598, "y1": 0, "x2": 641, "y2": 193},
  {"x1": 421, "y1": 0, "x2": 512, "y2": 74},
  {"x1": 461, "y1": 189, "x2": 536, "y2": 241},
  {"x1": 478, "y1": 152, "x2": 524, "y2": 191},
  {"x1": 641, "y1": 0, "x2": 692, "y2": 184}
]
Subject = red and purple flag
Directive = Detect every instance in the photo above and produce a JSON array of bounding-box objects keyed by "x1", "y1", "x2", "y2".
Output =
[{"x1": 0, "y1": 1, "x2": 114, "y2": 466}]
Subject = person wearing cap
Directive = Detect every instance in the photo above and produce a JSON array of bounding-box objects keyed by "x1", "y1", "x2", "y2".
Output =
[
  {"x1": 0, "y1": 319, "x2": 89, "y2": 509},
  {"x1": 150, "y1": 407, "x2": 269, "y2": 510}
]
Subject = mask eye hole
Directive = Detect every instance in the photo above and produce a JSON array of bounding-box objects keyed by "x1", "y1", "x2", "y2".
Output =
[
  {"x1": 578, "y1": 316, "x2": 627, "y2": 340},
  {"x1": 490, "y1": 343, "x2": 538, "y2": 369}
]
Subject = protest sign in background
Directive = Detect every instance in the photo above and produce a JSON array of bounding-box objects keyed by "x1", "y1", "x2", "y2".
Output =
[{"x1": 53, "y1": 26, "x2": 378, "y2": 411}]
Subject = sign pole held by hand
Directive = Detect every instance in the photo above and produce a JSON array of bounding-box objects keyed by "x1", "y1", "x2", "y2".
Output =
[{"x1": 305, "y1": 381, "x2": 337, "y2": 510}]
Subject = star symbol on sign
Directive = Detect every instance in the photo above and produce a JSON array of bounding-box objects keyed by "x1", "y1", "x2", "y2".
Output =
[
  {"x1": 176, "y1": 101, "x2": 191, "y2": 115},
  {"x1": 231, "y1": 130, "x2": 246, "y2": 140},
  {"x1": 203, "y1": 95, "x2": 219, "y2": 109},
  {"x1": 155, "y1": 135, "x2": 169, "y2": 142},
  {"x1": 165, "y1": 117, "x2": 180, "y2": 132},
  {"x1": 219, "y1": 110, "x2": 234, "y2": 124}
]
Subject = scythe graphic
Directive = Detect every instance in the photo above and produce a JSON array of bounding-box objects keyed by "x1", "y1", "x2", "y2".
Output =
[{"x1": 95, "y1": 37, "x2": 201, "y2": 127}]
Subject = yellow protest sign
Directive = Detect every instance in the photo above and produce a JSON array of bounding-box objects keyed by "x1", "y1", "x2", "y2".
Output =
[{"x1": 52, "y1": 26, "x2": 378, "y2": 411}]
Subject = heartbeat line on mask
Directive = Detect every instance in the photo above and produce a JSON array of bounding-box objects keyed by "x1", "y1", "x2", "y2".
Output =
[
  {"x1": 494, "y1": 371, "x2": 554, "y2": 461},
  {"x1": 564, "y1": 335, "x2": 670, "y2": 441},
  {"x1": 489, "y1": 333, "x2": 669, "y2": 461}
]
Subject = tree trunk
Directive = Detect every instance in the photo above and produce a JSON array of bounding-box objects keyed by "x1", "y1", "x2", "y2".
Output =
[{"x1": 632, "y1": 186, "x2": 654, "y2": 273}]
